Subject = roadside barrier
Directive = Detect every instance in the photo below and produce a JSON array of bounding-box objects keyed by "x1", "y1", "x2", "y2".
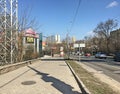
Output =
[{"x1": 0, "y1": 58, "x2": 40, "y2": 75}]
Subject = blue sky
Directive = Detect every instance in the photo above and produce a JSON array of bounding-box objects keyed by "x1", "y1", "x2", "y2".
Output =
[{"x1": 18, "y1": 0, "x2": 120, "y2": 40}]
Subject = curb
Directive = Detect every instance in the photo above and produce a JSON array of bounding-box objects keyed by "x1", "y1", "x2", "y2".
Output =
[
  {"x1": 0, "y1": 58, "x2": 40, "y2": 75},
  {"x1": 65, "y1": 61, "x2": 91, "y2": 94}
]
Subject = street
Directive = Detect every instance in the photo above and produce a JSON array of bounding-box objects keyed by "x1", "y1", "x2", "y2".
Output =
[{"x1": 70, "y1": 54, "x2": 120, "y2": 82}]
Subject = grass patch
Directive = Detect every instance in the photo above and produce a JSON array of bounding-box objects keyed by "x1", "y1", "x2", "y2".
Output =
[{"x1": 66, "y1": 60, "x2": 118, "y2": 94}]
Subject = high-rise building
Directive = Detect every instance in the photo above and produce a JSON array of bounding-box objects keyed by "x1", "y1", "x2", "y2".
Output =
[
  {"x1": 55, "y1": 34, "x2": 61, "y2": 43},
  {"x1": 46, "y1": 35, "x2": 55, "y2": 43}
]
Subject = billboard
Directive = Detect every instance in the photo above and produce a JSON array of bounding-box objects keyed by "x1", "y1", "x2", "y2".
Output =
[
  {"x1": 74, "y1": 44, "x2": 79, "y2": 48},
  {"x1": 74, "y1": 43, "x2": 85, "y2": 48},
  {"x1": 24, "y1": 28, "x2": 39, "y2": 38},
  {"x1": 26, "y1": 37, "x2": 34, "y2": 43},
  {"x1": 80, "y1": 43, "x2": 85, "y2": 47}
]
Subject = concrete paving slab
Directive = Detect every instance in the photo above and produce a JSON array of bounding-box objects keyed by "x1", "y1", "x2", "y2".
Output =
[{"x1": 0, "y1": 58, "x2": 81, "y2": 94}]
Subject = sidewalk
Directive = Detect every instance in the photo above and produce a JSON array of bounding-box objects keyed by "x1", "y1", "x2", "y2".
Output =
[{"x1": 0, "y1": 56, "x2": 81, "y2": 94}]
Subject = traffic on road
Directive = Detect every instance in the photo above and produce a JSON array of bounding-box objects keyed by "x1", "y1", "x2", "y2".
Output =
[{"x1": 69, "y1": 54, "x2": 120, "y2": 82}]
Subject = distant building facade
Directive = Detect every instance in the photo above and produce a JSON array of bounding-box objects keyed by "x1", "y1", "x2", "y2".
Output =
[
  {"x1": 110, "y1": 29, "x2": 120, "y2": 52},
  {"x1": 55, "y1": 34, "x2": 61, "y2": 43},
  {"x1": 46, "y1": 34, "x2": 61, "y2": 44},
  {"x1": 110, "y1": 29, "x2": 120, "y2": 39}
]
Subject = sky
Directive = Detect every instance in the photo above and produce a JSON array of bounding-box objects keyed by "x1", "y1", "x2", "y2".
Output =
[{"x1": 18, "y1": 0, "x2": 120, "y2": 40}]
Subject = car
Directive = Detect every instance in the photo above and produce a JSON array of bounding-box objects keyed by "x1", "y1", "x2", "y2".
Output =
[
  {"x1": 95, "y1": 52, "x2": 107, "y2": 59},
  {"x1": 114, "y1": 52, "x2": 120, "y2": 61},
  {"x1": 85, "y1": 53, "x2": 91, "y2": 57}
]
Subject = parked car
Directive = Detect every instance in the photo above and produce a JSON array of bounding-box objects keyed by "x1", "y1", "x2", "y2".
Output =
[
  {"x1": 95, "y1": 52, "x2": 107, "y2": 59},
  {"x1": 114, "y1": 52, "x2": 120, "y2": 62}
]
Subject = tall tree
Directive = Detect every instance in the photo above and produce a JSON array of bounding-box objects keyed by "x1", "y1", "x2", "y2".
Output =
[{"x1": 93, "y1": 19, "x2": 118, "y2": 53}]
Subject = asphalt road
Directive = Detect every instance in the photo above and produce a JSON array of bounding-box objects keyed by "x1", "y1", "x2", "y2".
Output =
[{"x1": 70, "y1": 55, "x2": 120, "y2": 82}]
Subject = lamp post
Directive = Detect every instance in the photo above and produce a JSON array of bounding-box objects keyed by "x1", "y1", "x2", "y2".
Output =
[
  {"x1": 66, "y1": 32, "x2": 70, "y2": 59},
  {"x1": 79, "y1": 43, "x2": 80, "y2": 62}
]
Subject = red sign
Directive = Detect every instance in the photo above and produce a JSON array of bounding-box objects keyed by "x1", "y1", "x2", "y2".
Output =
[
  {"x1": 26, "y1": 28, "x2": 36, "y2": 35},
  {"x1": 24, "y1": 28, "x2": 39, "y2": 38}
]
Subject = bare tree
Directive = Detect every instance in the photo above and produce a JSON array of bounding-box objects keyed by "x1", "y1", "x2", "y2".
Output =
[
  {"x1": 18, "y1": 8, "x2": 41, "y2": 61},
  {"x1": 93, "y1": 19, "x2": 118, "y2": 53},
  {"x1": 18, "y1": 8, "x2": 40, "y2": 31}
]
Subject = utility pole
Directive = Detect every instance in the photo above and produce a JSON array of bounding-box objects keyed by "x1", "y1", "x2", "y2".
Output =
[
  {"x1": 79, "y1": 43, "x2": 80, "y2": 62},
  {"x1": 0, "y1": 0, "x2": 18, "y2": 64},
  {"x1": 66, "y1": 32, "x2": 70, "y2": 59}
]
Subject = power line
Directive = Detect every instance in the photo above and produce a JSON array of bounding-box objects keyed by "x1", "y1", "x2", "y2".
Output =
[
  {"x1": 69, "y1": 0, "x2": 82, "y2": 34},
  {"x1": 66, "y1": 0, "x2": 81, "y2": 58}
]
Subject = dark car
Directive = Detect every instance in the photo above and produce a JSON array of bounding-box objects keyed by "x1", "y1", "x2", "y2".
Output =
[{"x1": 114, "y1": 52, "x2": 120, "y2": 62}]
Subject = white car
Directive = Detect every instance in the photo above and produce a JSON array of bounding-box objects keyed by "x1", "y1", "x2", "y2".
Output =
[{"x1": 95, "y1": 52, "x2": 107, "y2": 59}]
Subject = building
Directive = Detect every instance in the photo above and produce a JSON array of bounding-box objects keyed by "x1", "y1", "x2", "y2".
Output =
[
  {"x1": 22, "y1": 28, "x2": 40, "y2": 55},
  {"x1": 55, "y1": 34, "x2": 61, "y2": 43},
  {"x1": 46, "y1": 34, "x2": 61, "y2": 44},
  {"x1": 110, "y1": 29, "x2": 120, "y2": 39},
  {"x1": 110, "y1": 29, "x2": 120, "y2": 52},
  {"x1": 46, "y1": 35, "x2": 54, "y2": 44}
]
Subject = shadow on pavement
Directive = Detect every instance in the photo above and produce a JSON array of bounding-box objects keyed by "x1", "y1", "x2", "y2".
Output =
[{"x1": 28, "y1": 66, "x2": 82, "y2": 94}]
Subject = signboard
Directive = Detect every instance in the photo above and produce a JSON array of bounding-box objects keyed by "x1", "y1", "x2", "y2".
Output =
[
  {"x1": 74, "y1": 44, "x2": 79, "y2": 48},
  {"x1": 80, "y1": 43, "x2": 85, "y2": 47},
  {"x1": 74, "y1": 43, "x2": 85, "y2": 48},
  {"x1": 26, "y1": 28, "x2": 36, "y2": 35},
  {"x1": 26, "y1": 37, "x2": 34, "y2": 43},
  {"x1": 24, "y1": 28, "x2": 38, "y2": 38}
]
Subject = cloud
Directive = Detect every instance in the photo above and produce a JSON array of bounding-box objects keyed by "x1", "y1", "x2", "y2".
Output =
[{"x1": 106, "y1": 1, "x2": 119, "y2": 8}]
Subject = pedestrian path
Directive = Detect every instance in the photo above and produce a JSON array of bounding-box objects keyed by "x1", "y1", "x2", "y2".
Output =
[{"x1": 0, "y1": 56, "x2": 81, "y2": 94}]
